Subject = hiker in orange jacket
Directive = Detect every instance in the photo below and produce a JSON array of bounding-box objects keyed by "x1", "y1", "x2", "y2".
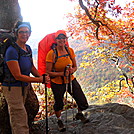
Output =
[{"x1": 45, "y1": 30, "x2": 89, "y2": 132}]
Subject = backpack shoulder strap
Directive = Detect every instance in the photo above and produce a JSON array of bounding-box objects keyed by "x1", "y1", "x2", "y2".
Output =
[
  {"x1": 51, "y1": 43, "x2": 58, "y2": 63},
  {"x1": 11, "y1": 42, "x2": 20, "y2": 52},
  {"x1": 25, "y1": 45, "x2": 32, "y2": 58},
  {"x1": 64, "y1": 45, "x2": 72, "y2": 60},
  {"x1": 12, "y1": 44, "x2": 32, "y2": 58}
]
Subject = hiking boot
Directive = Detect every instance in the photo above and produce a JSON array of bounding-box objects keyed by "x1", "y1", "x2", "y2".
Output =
[
  {"x1": 75, "y1": 113, "x2": 89, "y2": 124},
  {"x1": 57, "y1": 120, "x2": 66, "y2": 132}
]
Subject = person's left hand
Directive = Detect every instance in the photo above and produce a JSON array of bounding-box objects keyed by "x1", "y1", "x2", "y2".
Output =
[
  {"x1": 69, "y1": 66, "x2": 74, "y2": 74},
  {"x1": 45, "y1": 73, "x2": 50, "y2": 84},
  {"x1": 42, "y1": 73, "x2": 50, "y2": 84}
]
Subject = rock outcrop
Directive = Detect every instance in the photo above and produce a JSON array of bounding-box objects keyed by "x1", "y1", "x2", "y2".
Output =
[{"x1": 31, "y1": 103, "x2": 134, "y2": 134}]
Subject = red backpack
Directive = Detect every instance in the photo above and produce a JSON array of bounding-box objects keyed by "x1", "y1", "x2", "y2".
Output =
[{"x1": 38, "y1": 32, "x2": 69, "y2": 87}]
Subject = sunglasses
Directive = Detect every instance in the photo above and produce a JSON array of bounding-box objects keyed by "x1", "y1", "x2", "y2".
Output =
[
  {"x1": 56, "y1": 37, "x2": 67, "y2": 39},
  {"x1": 18, "y1": 31, "x2": 30, "y2": 34},
  {"x1": 56, "y1": 35, "x2": 67, "y2": 39}
]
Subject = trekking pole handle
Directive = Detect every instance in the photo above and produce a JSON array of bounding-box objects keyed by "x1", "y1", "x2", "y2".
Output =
[
  {"x1": 42, "y1": 73, "x2": 47, "y2": 84},
  {"x1": 64, "y1": 64, "x2": 71, "y2": 77}
]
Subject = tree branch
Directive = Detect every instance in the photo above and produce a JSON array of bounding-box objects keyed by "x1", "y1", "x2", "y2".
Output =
[{"x1": 79, "y1": 0, "x2": 113, "y2": 40}]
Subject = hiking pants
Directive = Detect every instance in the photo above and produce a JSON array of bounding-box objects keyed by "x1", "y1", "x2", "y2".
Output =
[
  {"x1": 2, "y1": 85, "x2": 29, "y2": 134},
  {"x1": 51, "y1": 78, "x2": 89, "y2": 112}
]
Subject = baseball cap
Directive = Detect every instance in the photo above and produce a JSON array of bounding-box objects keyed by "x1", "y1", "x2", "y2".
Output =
[{"x1": 55, "y1": 30, "x2": 67, "y2": 39}]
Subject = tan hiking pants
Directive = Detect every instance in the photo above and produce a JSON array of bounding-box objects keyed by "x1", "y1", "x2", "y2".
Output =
[{"x1": 2, "y1": 85, "x2": 29, "y2": 134}]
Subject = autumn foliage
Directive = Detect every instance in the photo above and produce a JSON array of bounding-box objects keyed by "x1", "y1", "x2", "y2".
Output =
[
  {"x1": 65, "y1": 0, "x2": 134, "y2": 107},
  {"x1": 66, "y1": 0, "x2": 134, "y2": 64}
]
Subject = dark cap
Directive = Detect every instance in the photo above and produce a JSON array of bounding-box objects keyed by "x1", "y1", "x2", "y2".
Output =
[{"x1": 55, "y1": 30, "x2": 67, "y2": 39}]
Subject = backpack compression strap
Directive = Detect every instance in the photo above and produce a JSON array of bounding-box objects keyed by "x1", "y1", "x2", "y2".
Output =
[{"x1": 57, "y1": 54, "x2": 70, "y2": 59}]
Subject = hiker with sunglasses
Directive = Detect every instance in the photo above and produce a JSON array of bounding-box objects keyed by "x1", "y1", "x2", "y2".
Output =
[
  {"x1": 1, "y1": 21, "x2": 50, "y2": 134},
  {"x1": 46, "y1": 30, "x2": 89, "y2": 132}
]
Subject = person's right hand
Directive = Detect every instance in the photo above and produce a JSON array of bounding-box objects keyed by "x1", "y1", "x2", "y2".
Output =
[
  {"x1": 64, "y1": 64, "x2": 72, "y2": 77},
  {"x1": 65, "y1": 69, "x2": 70, "y2": 77},
  {"x1": 39, "y1": 76, "x2": 43, "y2": 83},
  {"x1": 45, "y1": 73, "x2": 50, "y2": 84}
]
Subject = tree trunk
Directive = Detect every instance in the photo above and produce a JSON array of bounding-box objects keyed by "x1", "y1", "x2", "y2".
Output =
[
  {"x1": 0, "y1": 0, "x2": 22, "y2": 30},
  {"x1": 0, "y1": 1, "x2": 40, "y2": 133}
]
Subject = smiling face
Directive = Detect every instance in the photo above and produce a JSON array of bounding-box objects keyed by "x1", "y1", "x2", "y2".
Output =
[
  {"x1": 56, "y1": 38, "x2": 67, "y2": 47},
  {"x1": 55, "y1": 34, "x2": 67, "y2": 47},
  {"x1": 17, "y1": 27, "x2": 31, "y2": 44}
]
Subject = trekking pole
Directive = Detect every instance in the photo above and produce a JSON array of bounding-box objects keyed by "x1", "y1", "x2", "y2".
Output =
[
  {"x1": 69, "y1": 71, "x2": 75, "y2": 121},
  {"x1": 43, "y1": 74, "x2": 49, "y2": 134},
  {"x1": 65, "y1": 65, "x2": 70, "y2": 123}
]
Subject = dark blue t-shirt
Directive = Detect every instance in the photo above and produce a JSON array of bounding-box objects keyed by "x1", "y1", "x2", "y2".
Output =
[{"x1": 2, "y1": 44, "x2": 33, "y2": 87}]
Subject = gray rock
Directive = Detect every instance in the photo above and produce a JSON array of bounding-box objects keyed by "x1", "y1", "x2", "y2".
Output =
[{"x1": 30, "y1": 103, "x2": 134, "y2": 134}]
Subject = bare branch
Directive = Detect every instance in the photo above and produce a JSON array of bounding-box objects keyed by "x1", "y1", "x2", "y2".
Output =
[{"x1": 94, "y1": 0, "x2": 99, "y2": 19}]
